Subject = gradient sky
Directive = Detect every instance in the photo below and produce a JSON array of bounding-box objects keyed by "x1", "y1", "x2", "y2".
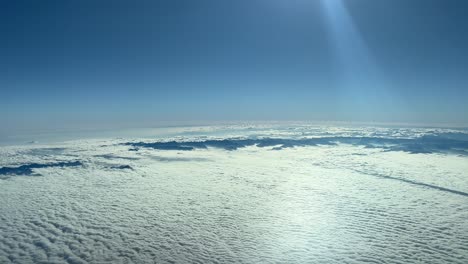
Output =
[{"x1": 1, "y1": 0, "x2": 468, "y2": 133}]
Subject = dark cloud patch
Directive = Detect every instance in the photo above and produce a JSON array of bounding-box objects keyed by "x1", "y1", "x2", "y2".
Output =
[
  {"x1": 379, "y1": 135, "x2": 468, "y2": 155},
  {"x1": 109, "y1": 165, "x2": 133, "y2": 170},
  {"x1": 431, "y1": 132, "x2": 468, "y2": 142},
  {"x1": 0, "y1": 161, "x2": 83, "y2": 178},
  {"x1": 95, "y1": 154, "x2": 139, "y2": 161},
  {"x1": 123, "y1": 138, "x2": 325, "y2": 151},
  {"x1": 123, "y1": 134, "x2": 468, "y2": 155}
]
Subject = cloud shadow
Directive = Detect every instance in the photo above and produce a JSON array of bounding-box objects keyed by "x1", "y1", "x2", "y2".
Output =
[
  {"x1": 0, "y1": 161, "x2": 83, "y2": 178},
  {"x1": 123, "y1": 134, "x2": 468, "y2": 155}
]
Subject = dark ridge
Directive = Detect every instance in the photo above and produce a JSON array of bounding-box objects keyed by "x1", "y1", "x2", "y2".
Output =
[
  {"x1": 110, "y1": 165, "x2": 133, "y2": 170},
  {"x1": 0, "y1": 161, "x2": 83, "y2": 177},
  {"x1": 122, "y1": 135, "x2": 468, "y2": 155},
  {"x1": 374, "y1": 174, "x2": 468, "y2": 198}
]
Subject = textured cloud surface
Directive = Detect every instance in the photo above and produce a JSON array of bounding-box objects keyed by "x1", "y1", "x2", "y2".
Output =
[{"x1": 1, "y1": 124, "x2": 468, "y2": 263}]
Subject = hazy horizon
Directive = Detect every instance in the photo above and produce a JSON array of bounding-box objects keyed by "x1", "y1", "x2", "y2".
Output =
[{"x1": 2, "y1": 0, "x2": 468, "y2": 131}]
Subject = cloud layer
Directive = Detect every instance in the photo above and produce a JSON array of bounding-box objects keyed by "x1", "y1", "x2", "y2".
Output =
[{"x1": 1, "y1": 124, "x2": 468, "y2": 263}]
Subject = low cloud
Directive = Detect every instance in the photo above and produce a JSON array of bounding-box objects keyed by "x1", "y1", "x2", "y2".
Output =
[{"x1": 1, "y1": 125, "x2": 468, "y2": 263}]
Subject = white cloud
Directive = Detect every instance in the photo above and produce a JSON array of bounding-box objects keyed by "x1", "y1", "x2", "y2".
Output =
[{"x1": 1, "y1": 125, "x2": 468, "y2": 263}]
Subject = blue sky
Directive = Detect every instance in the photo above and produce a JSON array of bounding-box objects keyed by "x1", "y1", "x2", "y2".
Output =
[{"x1": 1, "y1": 0, "x2": 468, "y2": 133}]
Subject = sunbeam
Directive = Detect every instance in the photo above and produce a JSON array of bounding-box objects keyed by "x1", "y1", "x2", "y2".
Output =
[
  {"x1": 321, "y1": 0, "x2": 380, "y2": 83},
  {"x1": 320, "y1": 0, "x2": 399, "y2": 120}
]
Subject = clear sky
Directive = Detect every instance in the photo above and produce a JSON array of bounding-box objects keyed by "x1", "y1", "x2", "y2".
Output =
[{"x1": 1, "y1": 0, "x2": 468, "y2": 133}]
